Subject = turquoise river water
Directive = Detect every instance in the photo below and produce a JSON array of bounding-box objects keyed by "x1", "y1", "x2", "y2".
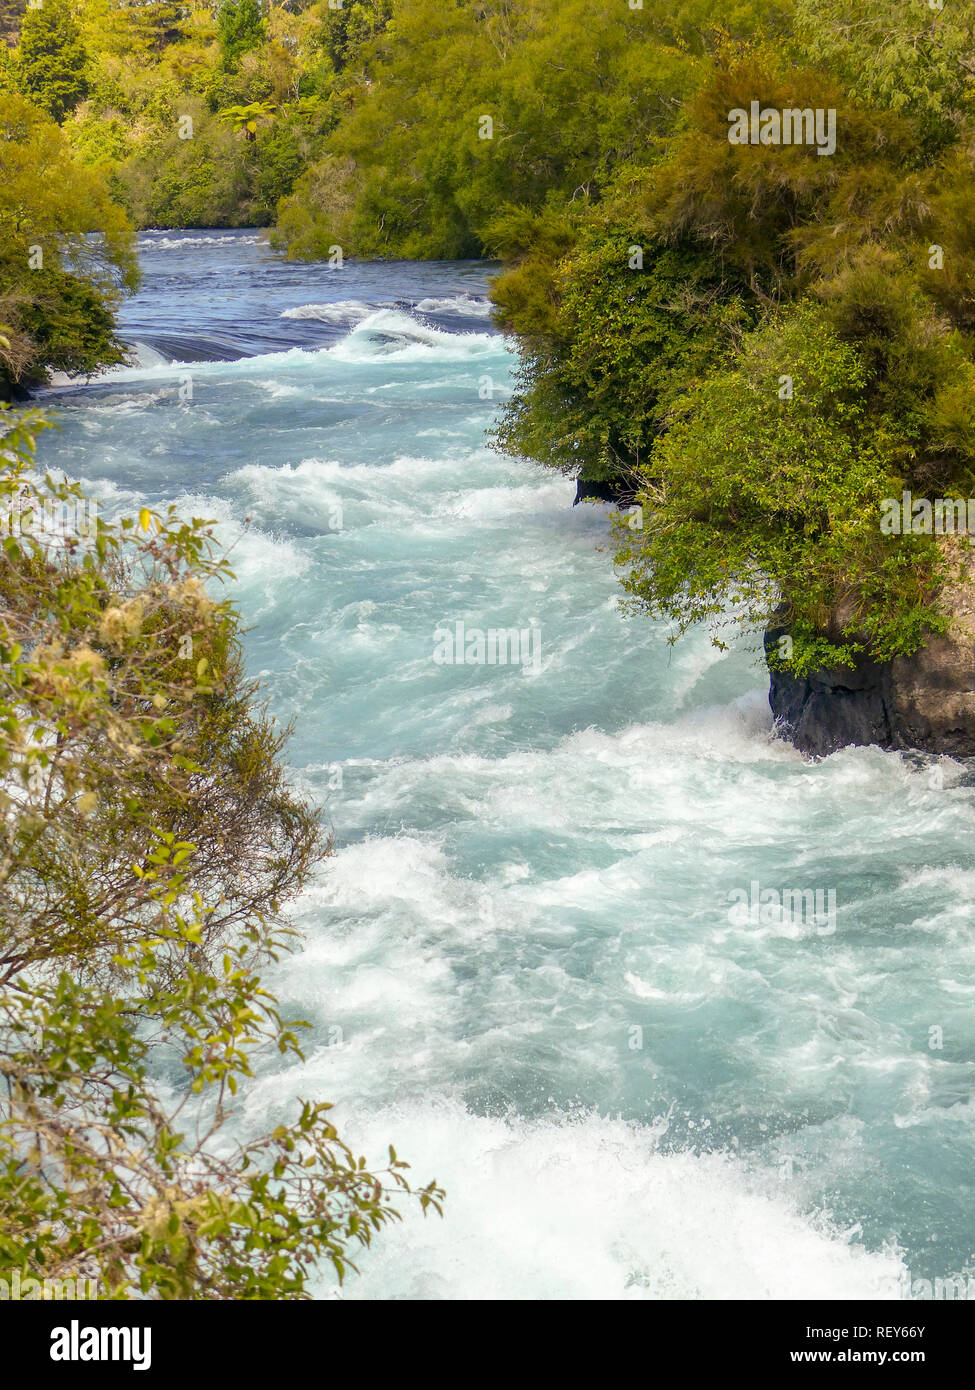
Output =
[{"x1": 33, "y1": 230, "x2": 975, "y2": 1300}]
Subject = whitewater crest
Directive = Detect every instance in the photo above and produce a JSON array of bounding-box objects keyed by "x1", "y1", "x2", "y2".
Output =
[
  {"x1": 325, "y1": 308, "x2": 500, "y2": 362},
  {"x1": 138, "y1": 232, "x2": 263, "y2": 249},
  {"x1": 281, "y1": 293, "x2": 491, "y2": 325},
  {"x1": 281, "y1": 300, "x2": 375, "y2": 324},
  {"x1": 290, "y1": 1103, "x2": 907, "y2": 1301}
]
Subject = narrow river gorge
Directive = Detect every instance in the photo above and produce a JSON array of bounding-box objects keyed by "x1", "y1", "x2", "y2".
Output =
[{"x1": 34, "y1": 230, "x2": 975, "y2": 1300}]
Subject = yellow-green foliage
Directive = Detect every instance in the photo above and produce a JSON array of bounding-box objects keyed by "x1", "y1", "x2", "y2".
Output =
[
  {"x1": 487, "y1": 23, "x2": 975, "y2": 673},
  {"x1": 0, "y1": 94, "x2": 137, "y2": 390}
]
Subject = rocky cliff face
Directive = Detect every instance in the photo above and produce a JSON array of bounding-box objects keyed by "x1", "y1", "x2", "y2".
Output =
[{"x1": 767, "y1": 550, "x2": 975, "y2": 756}]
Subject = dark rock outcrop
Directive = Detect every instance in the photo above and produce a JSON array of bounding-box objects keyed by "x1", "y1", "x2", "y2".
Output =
[
  {"x1": 573, "y1": 476, "x2": 637, "y2": 508},
  {"x1": 767, "y1": 604, "x2": 975, "y2": 758},
  {"x1": 0, "y1": 375, "x2": 31, "y2": 405}
]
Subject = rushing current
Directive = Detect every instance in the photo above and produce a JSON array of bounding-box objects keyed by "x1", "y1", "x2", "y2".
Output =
[{"x1": 33, "y1": 230, "x2": 975, "y2": 1300}]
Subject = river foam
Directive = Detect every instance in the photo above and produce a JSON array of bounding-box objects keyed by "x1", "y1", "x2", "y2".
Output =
[{"x1": 32, "y1": 232, "x2": 975, "y2": 1298}]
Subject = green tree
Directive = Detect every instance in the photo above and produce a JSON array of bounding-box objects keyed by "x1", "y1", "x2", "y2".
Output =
[
  {"x1": 0, "y1": 95, "x2": 138, "y2": 392},
  {"x1": 793, "y1": 0, "x2": 975, "y2": 155},
  {"x1": 613, "y1": 304, "x2": 953, "y2": 673},
  {"x1": 493, "y1": 41, "x2": 975, "y2": 674},
  {"x1": 219, "y1": 99, "x2": 276, "y2": 141},
  {"x1": 0, "y1": 409, "x2": 443, "y2": 1296},
  {"x1": 75, "y1": 0, "x2": 188, "y2": 62},
  {"x1": 317, "y1": 0, "x2": 392, "y2": 74},
  {"x1": 275, "y1": 0, "x2": 701, "y2": 259},
  {"x1": 491, "y1": 219, "x2": 751, "y2": 487},
  {"x1": 115, "y1": 106, "x2": 264, "y2": 228},
  {"x1": 217, "y1": 0, "x2": 267, "y2": 70},
  {"x1": 16, "y1": 0, "x2": 90, "y2": 121},
  {"x1": 126, "y1": 0, "x2": 189, "y2": 50}
]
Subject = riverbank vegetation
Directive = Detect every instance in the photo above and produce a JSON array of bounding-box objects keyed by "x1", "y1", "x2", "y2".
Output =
[
  {"x1": 4, "y1": 1, "x2": 974, "y2": 672},
  {"x1": 488, "y1": 11, "x2": 975, "y2": 673},
  {"x1": 0, "y1": 93, "x2": 137, "y2": 394},
  {"x1": 0, "y1": 407, "x2": 442, "y2": 1296},
  {"x1": 3, "y1": 0, "x2": 974, "y2": 1296}
]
